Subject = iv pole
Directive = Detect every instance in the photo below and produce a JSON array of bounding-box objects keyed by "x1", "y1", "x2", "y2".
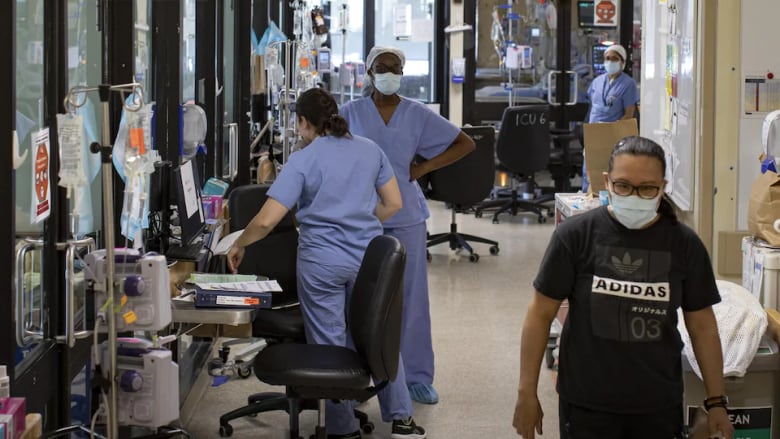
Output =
[{"x1": 64, "y1": 82, "x2": 144, "y2": 439}]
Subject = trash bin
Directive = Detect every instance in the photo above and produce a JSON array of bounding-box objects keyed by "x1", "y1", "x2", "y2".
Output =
[{"x1": 683, "y1": 334, "x2": 780, "y2": 439}]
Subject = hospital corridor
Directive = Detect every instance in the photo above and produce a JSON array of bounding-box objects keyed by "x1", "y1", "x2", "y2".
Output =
[{"x1": 184, "y1": 201, "x2": 560, "y2": 439}]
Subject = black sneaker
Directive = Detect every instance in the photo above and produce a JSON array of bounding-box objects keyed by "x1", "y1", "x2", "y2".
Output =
[
  {"x1": 326, "y1": 431, "x2": 361, "y2": 439},
  {"x1": 391, "y1": 417, "x2": 426, "y2": 439}
]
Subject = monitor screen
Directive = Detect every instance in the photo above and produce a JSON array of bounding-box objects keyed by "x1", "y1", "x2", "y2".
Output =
[{"x1": 174, "y1": 159, "x2": 206, "y2": 246}]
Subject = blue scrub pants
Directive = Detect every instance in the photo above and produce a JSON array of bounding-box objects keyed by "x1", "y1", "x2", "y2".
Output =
[
  {"x1": 297, "y1": 258, "x2": 414, "y2": 435},
  {"x1": 383, "y1": 222, "x2": 434, "y2": 386}
]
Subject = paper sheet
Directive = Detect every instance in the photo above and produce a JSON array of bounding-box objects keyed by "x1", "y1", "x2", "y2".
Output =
[
  {"x1": 188, "y1": 273, "x2": 257, "y2": 283},
  {"x1": 180, "y1": 160, "x2": 198, "y2": 218},
  {"x1": 31, "y1": 128, "x2": 51, "y2": 223},
  {"x1": 213, "y1": 229, "x2": 244, "y2": 255},
  {"x1": 195, "y1": 280, "x2": 282, "y2": 293}
]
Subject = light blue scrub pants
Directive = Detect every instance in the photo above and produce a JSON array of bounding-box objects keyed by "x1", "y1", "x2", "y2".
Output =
[
  {"x1": 384, "y1": 222, "x2": 434, "y2": 386},
  {"x1": 297, "y1": 258, "x2": 414, "y2": 435}
]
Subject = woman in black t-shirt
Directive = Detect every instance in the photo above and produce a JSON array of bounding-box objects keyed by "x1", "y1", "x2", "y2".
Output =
[{"x1": 513, "y1": 137, "x2": 734, "y2": 439}]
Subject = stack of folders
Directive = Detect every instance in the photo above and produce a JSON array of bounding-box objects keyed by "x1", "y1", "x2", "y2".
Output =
[{"x1": 194, "y1": 280, "x2": 282, "y2": 309}]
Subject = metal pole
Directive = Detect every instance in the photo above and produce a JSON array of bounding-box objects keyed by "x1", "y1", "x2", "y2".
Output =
[{"x1": 98, "y1": 85, "x2": 119, "y2": 439}]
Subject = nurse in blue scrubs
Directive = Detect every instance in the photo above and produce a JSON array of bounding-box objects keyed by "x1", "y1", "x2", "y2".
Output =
[
  {"x1": 582, "y1": 44, "x2": 639, "y2": 192},
  {"x1": 228, "y1": 88, "x2": 427, "y2": 439},
  {"x1": 341, "y1": 46, "x2": 475, "y2": 405}
]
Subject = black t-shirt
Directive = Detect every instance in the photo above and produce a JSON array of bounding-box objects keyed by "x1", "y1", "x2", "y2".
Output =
[{"x1": 534, "y1": 206, "x2": 720, "y2": 414}]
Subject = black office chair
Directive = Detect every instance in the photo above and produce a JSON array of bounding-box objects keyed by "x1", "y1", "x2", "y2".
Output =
[
  {"x1": 218, "y1": 185, "x2": 372, "y2": 437},
  {"x1": 249, "y1": 235, "x2": 405, "y2": 439},
  {"x1": 475, "y1": 105, "x2": 556, "y2": 224},
  {"x1": 425, "y1": 126, "x2": 499, "y2": 262}
]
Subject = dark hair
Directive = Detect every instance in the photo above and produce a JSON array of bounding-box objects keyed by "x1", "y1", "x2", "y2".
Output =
[
  {"x1": 296, "y1": 88, "x2": 351, "y2": 138},
  {"x1": 607, "y1": 136, "x2": 677, "y2": 224}
]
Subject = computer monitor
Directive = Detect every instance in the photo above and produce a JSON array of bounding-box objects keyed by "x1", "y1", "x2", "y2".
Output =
[{"x1": 173, "y1": 159, "x2": 206, "y2": 246}]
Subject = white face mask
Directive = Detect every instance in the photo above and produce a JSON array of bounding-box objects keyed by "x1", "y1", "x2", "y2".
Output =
[
  {"x1": 373, "y1": 72, "x2": 402, "y2": 96},
  {"x1": 604, "y1": 60, "x2": 622, "y2": 76},
  {"x1": 609, "y1": 193, "x2": 660, "y2": 229}
]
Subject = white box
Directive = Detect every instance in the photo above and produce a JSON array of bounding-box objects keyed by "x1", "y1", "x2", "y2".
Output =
[{"x1": 742, "y1": 236, "x2": 780, "y2": 309}]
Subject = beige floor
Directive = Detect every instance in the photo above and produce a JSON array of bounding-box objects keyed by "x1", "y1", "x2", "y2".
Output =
[{"x1": 183, "y1": 200, "x2": 561, "y2": 439}]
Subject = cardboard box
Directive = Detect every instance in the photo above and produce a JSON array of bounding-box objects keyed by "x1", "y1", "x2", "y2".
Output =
[
  {"x1": 583, "y1": 119, "x2": 639, "y2": 194},
  {"x1": 19, "y1": 414, "x2": 41, "y2": 439},
  {"x1": 718, "y1": 230, "x2": 751, "y2": 276}
]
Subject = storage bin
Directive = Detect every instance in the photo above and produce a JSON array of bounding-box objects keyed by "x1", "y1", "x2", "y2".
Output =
[
  {"x1": 684, "y1": 334, "x2": 780, "y2": 438},
  {"x1": 742, "y1": 237, "x2": 780, "y2": 309}
]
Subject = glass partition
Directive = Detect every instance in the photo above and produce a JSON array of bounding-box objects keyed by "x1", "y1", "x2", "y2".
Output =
[{"x1": 374, "y1": 0, "x2": 436, "y2": 102}]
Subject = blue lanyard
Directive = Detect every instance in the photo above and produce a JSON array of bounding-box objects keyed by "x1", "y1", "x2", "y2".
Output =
[{"x1": 602, "y1": 75, "x2": 616, "y2": 107}]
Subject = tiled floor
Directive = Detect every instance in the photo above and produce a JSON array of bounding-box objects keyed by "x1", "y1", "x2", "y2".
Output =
[{"x1": 184, "y1": 200, "x2": 561, "y2": 439}]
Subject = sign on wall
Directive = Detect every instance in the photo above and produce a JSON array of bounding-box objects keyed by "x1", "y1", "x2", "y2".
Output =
[{"x1": 593, "y1": 0, "x2": 619, "y2": 27}]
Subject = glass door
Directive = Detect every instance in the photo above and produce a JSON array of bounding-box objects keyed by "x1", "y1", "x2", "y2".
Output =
[
  {"x1": 221, "y1": 0, "x2": 238, "y2": 180},
  {"x1": 11, "y1": 0, "x2": 75, "y2": 431},
  {"x1": 374, "y1": 0, "x2": 436, "y2": 102}
]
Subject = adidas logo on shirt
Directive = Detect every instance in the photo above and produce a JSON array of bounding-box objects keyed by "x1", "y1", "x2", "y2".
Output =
[
  {"x1": 611, "y1": 252, "x2": 643, "y2": 274},
  {"x1": 592, "y1": 275, "x2": 670, "y2": 302}
]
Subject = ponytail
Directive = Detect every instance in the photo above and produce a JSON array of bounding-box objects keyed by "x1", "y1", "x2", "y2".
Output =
[
  {"x1": 658, "y1": 195, "x2": 678, "y2": 224},
  {"x1": 324, "y1": 113, "x2": 350, "y2": 137},
  {"x1": 296, "y1": 88, "x2": 352, "y2": 138}
]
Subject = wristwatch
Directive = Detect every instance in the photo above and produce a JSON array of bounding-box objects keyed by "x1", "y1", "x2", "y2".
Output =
[{"x1": 703, "y1": 395, "x2": 729, "y2": 411}]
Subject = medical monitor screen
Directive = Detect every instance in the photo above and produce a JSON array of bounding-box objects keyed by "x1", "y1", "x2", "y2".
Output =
[{"x1": 174, "y1": 160, "x2": 206, "y2": 246}]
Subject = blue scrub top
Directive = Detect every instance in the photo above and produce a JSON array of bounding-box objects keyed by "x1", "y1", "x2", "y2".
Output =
[
  {"x1": 341, "y1": 97, "x2": 461, "y2": 228},
  {"x1": 267, "y1": 134, "x2": 395, "y2": 268},
  {"x1": 587, "y1": 73, "x2": 639, "y2": 123}
]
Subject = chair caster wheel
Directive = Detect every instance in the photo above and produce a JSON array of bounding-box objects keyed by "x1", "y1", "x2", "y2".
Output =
[
  {"x1": 489, "y1": 245, "x2": 499, "y2": 255},
  {"x1": 547, "y1": 209, "x2": 555, "y2": 217},
  {"x1": 219, "y1": 424, "x2": 233, "y2": 437},
  {"x1": 362, "y1": 422, "x2": 375, "y2": 433},
  {"x1": 492, "y1": 218, "x2": 499, "y2": 224},
  {"x1": 426, "y1": 250, "x2": 432, "y2": 262},
  {"x1": 469, "y1": 253, "x2": 480, "y2": 263},
  {"x1": 236, "y1": 360, "x2": 252, "y2": 379},
  {"x1": 208, "y1": 358, "x2": 224, "y2": 376},
  {"x1": 475, "y1": 210, "x2": 483, "y2": 218},
  {"x1": 537, "y1": 216, "x2": 546, "y2": 224}
]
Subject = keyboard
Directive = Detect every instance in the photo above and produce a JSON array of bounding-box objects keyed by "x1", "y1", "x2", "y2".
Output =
[{"x1": 166, "y1": 240, "x2": 205, "y2": 261}]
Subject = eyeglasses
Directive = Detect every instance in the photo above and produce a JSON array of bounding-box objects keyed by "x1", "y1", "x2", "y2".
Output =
[
  {"x1": 372, "y1": 63, "x2": 403, "y2": 75},
  {"x1": 609, "y1": 180, "x2": 662, "y2": 199}
]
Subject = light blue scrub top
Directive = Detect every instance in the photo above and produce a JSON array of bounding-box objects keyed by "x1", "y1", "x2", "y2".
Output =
[
  {"x1": 587, "y1": 73, "x2": 640, "y2": 123},
  {"x1": 267, "y1": 134, "x2": 395, "y2": 268},
  {"x1": 341, "y1": 97, "x2": 461, "y2": 229}
]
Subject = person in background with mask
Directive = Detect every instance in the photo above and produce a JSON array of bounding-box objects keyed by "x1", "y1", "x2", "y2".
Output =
[
  {"x1": 512, "y1": 136, "x2": 733, "y2": 439},
  {"x1": 582, "y1": 44, "x2": 639, "y2": 192},
  {"x1": 341, "y1": 46, "x2": 475, "y2": 405}
]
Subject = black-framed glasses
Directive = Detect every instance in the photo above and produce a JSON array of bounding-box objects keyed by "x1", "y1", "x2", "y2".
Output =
[
  {"x1": 609, "y1": 180, "x2": 662, "y2": 199},
  {"x1": 372, "y1": 63, "x2": 403, "y2": 75}
]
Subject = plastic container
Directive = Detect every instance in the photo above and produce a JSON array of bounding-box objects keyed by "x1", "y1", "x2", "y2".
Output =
[
  {"x1": 0, "y1": 366, "x2": 8, "y2": 399},
  {"x1": 683, "y1": 334, "x2": 780, "y2": 438},
  {"x1": 742, "y1": 236, "x2": 780, "y2": 309}
]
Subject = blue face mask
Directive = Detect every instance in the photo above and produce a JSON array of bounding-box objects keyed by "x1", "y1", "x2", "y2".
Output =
[
  {"x1": 373, "y1": 72, "x2": 402, "y2": 96},
  {"x1": 604, "y1": 60, "x2": 622, "y2": 76},
  {"x1": 609, "y1": 193, "x2": 660, "y2": 229}
]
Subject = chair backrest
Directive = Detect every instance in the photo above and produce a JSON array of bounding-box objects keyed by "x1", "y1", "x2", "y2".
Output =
[
  {"x1": 427, "y1": 126, "x2": 496, "y2": 206},
  {"x1": 496, "y1": 105, "x2": 551, "y2": 175},
  {"x1": 228, "y1": 184, "x2": 299, "y2": 306},
  {"x1": 349, "y1": 235, "x2": 406, "y2": 382}
]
